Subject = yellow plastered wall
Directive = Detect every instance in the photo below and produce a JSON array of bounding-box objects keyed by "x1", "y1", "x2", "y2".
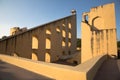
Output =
[
  {"x1": 0, "y1": 54, "x2": 107, "y2": 80},
  {"x1": 81, "y1": 3, "x2": 117, "y2": 63}
]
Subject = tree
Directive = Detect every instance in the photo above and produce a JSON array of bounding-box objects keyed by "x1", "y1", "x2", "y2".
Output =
[
  {"x1": 118, "y1": 41, "x2": 120, "y2": 48},
  {"x1": 2, "y1": 36, "x2": 7, "y2": 39},
  {"x1": 77, "y1": 38, "x2": 81, "y2": 48}
]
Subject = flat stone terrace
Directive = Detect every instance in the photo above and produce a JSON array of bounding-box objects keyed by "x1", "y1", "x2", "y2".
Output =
[
  {"x1": 0, "y1": 60, "x2": 54, "y2": 80},
  {"x1": 94, "y1": 59, "x2": 120, "y2": 80}
]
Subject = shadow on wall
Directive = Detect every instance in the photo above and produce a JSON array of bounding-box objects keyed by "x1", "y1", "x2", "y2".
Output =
[
  {"x1": 86, "y1": 55, "x2": 107, "y2": 80},
  {"x1": 118, "y1": 49, "x2": 120, "y2": 59}
]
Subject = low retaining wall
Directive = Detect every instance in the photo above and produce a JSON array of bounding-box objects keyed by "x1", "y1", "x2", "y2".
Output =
[{"x1": 0, "y1": 54, "x2": 107, "y2": 80}]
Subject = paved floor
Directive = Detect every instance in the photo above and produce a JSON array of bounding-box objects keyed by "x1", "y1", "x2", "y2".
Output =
[
  {"x1": 94, "y1": 59, "x2": 120, "y2": 80},
  {"x1": 0, "y1": 60, "x2": 54, "y2": 80}
]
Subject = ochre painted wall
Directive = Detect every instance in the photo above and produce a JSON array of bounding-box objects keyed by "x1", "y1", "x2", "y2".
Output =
[
  {"x1": 81, "y1": 3, "x2": 117, "y2": 63},
  {"x1": 0, "y1": 54, "x2": 107, "y2": 80}
]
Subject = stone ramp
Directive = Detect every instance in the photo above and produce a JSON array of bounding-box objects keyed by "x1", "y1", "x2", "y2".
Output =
[
  {"x1": 0, "y1": 60, "x2": 54, "y2": 80},
  {"x1": 94, "y1": 59, "x2": 120, "y2": 80}
]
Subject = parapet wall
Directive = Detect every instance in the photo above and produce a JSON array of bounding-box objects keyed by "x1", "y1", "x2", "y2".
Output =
[{"x1": 0, "y1": 54, "x2": 107, "y2": 80}]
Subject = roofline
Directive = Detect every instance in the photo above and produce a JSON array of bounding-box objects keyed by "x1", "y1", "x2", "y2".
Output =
[{"x1": 0, "y1": 14, "x2": 76, "y2": 41}]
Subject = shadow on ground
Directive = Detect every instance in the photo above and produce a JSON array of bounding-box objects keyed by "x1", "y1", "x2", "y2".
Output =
[
  {"x1": 94, "y1": 59, "x2": 120, "y2": 80},
  {"x1": 0, "y1": 60, "x2": 55, "y2": 80}
]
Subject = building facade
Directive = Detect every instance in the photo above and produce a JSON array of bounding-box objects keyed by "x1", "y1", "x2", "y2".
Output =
[
  {"x1": 81, "y1": 3, "x2": 117, "y2": 63},
  {"x1": 0, "y1": 13, "x2": 77, "y2": 63}
]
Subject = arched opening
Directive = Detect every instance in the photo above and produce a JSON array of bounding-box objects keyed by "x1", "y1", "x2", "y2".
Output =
[
  {"x1": 56, "y1": 26, "x2": 60, "y2": 33},
  {"x1": 68, "y1": 42, "x2": 71, "y2": 47},
  {"x1": 68, "y1": 23, "x2": 72, "y2": 29},
  {"x1": 62, "y1": 51, "x2": 65, "y2": 55},
  {"x1": 73, "y1": 61, "x2": 78, "y2": 65},
  {"x1": 62, "y1": 30, "x2": 66, "y2": 37},
  {"x1": 46, "y1": 38, "x2": 51, "y2": 49},
  {"x1": 32, "y1": 53, "x2": 38, "y2": 61},
  {"x1": 46, "y1": 29, "x2": 51, "y2": 34},
  {"x1": 45, "y1": 52, "x2": 51, "y2": 62},
  {"x1": 82, "y1": 13, "x2": 89, "y2": 23},
  {"x1": 68, "y1": 32, "x2": 71, "y2": 38},
  {"x1": 32, "y1": 36, "x2": 38, "y2": 49},
  {"x1": 68, "y1": 51, "x2": 71, "y2": 55},
  {"x1": 62, "y1": 24, "x2": 65, "y2": 27},
  {"x1": 13, "y1": 53, "x2": 19, "y2": 57},
  {"x1": 62, "y1": 41, "x2": 66, "y2": 47}
]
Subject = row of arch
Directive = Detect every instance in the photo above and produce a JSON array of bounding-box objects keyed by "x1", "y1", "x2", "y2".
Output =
[
  {"x1": 31, "y1": 23, "x2": 72, "y2": 62},
  {"x1": 62, "y1": 41, "x2": 71, "y2": 47},
  {"x1": 12, "y1": 52, "x2": 51, "y2": 62},
  {"x1": 46, "y1": 23, "x2": 72, "y2": 38},
  {"x1": 32, "y1": 33, "x2": 71, "y2": 49},
  {"x1": 46, "y1": 28, "x2": 72, "y2": 38},
  {"x1": 32, "y1": 52, "x2": 50, "y2": 62},
  {"x1": 62, "y1": 23, "x2": 72, "y2": 48},
  {"x1": 62, "y1": 30, "x2": 71, "y2": 38},
  {"x1": 32, "y1": 36, "x2": 51, "y2": 49},
  {"x1": 32, "y1": 29, "x2": 51, "y2": 62}
]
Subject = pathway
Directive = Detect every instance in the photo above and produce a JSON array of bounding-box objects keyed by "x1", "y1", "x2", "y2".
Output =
[{"x1": 94, "y1": 59, "x2": 120, "y2": 80}]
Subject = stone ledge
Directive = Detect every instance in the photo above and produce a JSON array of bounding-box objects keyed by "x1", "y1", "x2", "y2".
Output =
[{"x1": 0, "y1": 54, "x2": 107, "y2": 80}]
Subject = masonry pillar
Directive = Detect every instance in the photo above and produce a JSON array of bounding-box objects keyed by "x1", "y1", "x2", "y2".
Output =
[
  {"x1": 93, "y1": 31, "x2": 97, "y2": 57},
  {"x1": 108, "y1": 29, "x2": 117, "y2": 56},
  {"x1": 81, "y1": 22, "x2": 92, "y2": 63},
  {"x1": 99, "y1": 31, "x2": 103, "y2": 55}
]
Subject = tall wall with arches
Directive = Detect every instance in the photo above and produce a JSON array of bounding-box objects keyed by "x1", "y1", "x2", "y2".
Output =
[
  {"x1": 81, "y1": 3, "x2": 117, "y2": 63},
  {"x1": 0, "y1": 14, "x2": 77, "y2": 63}
]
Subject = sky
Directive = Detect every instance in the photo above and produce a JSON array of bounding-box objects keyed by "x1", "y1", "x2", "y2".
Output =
[{"x1": 0, "y1": 0, "x2": 120, "y2": 40}]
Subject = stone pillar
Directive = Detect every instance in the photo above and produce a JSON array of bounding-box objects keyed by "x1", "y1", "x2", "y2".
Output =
[
  {"x1": 108, "y1": 29, "x2": 111, "y2": 54},
  {"x1": 108, "y1": 29, "x2": 117, "y2": 56},
  {"x1": 91, "y1": 31, "x2": 94, "y2": 57},
  {"x1": 99, "y1": 31, "x2": 103, "y2": 55},
  {"x1": 103, "y1": 30, "x2": 107, "y2": 54},
  {"x1": 81, "y1": 22, "x2": 92, "y2": 63},
  {"x1": 97, "y1": 31, "x2": 100, "y2": 56},
  {"x1": 113, "y1": 29, "x2": 117, "y2": 55},
  {"x1": 93, "y1": 31, "x2": 97, "y2": 57}
]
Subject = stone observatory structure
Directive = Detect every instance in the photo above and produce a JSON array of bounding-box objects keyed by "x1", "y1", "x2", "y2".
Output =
[
  {"x1": 81, "y1": 3, "x2": 117, "y2": 63},
  {"x1": 0, "y1": 11, "x2": 77, "y2": 63}
]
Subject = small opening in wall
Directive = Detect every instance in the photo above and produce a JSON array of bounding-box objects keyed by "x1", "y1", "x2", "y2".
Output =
[
  {"x1": 32, "y1": 52, "x2": 38, "y2": 61},
  {"x1": 45, "y1": 52, "x2": 51, "y2": 62},
  {"x1": 46, "y1": 38, "x2": 51, "y2": 49},
  {"x1": 85, "y1": 15, "x2": 88, "y2": 23},
  {"x1": 46, "y1": 29, "x2": 51, "y2": 35},
  {"x1": 68, "y1": 32, "x2": 71, "y2": 38},
  {"x1": 56, "y1": 26, "x2": 60, "y2": 33},
  {"x1": 62, "y1": 24, "x2": 65, "y2": 27},
  {"x1": 62, "y1": 30, "x2": 66, "y2": 37},
  {"x1": 62, "y1": 51, "x2": 65, "y2": 55},
  {"x1": 68, "y1": 51, "x2": 71, "y2": 55},
  {"x1": 32, "y1": 36, "x2": 38, "y2": 49},
  {"x1": 13, "y1": 53, "x2": 19, "y2": 57},
  {"x1": 68, "y1": 42, "x2": 71, "y2": 47},
  {"x1": 62, "y1": 41, "x2": 66, "y2": 47},
  {"x1": 73, "y1": 61, "x2": 78, "y2": 65},
  {"x1": 68, "y1": 23, "x2": 72, "y2": 29}
]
